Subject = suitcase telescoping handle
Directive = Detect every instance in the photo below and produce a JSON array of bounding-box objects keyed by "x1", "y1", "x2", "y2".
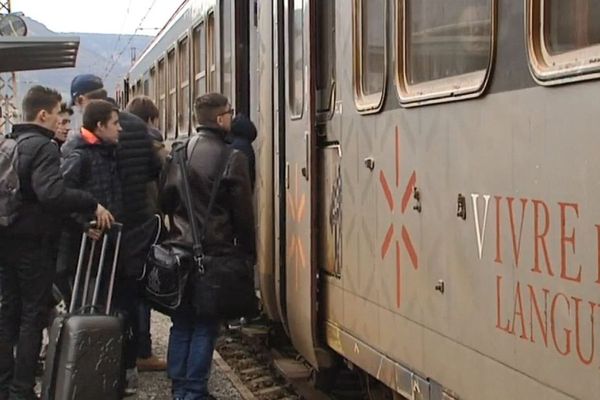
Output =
[{"x1": 69, "y1": 222, "x2": 123, "y2": 315}]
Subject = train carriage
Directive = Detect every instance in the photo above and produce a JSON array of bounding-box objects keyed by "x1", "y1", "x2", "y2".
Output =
[{"x1": 125, "y1": 1, "x2": 600, "y2": 399}]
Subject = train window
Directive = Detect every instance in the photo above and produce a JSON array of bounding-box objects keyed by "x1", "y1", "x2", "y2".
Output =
[
  {"x1": 193, "y1": 22, "x2": 207, "y2": 103},
  {"x1": 167, "y1": 49, "x2": 177, "y2": 138},
  {"x1": 397, "y1": 0, "x2": 494, "y2": 105},
  {"x1": 143, "y1": 79, "x2": 149, "y2": 96},
  {"x1": 528, "y1": 0, "x2": 600, "y2": 83},
  {"x1": 157, "y1": 58, "x2": 166, "y2": 133},
  {"x1": 316, "y1": 0, "x2": 336, "y2": 115},
  {"x1": 149, "y1": 67, "x2": 156, "y2": 101},
  {"x1": 179, "y1": 37, "x2": 190, "y2": 135},
  {"x1": 207, "y1": 12, "x2": 216, "y2": 92},
  {"x1": 288, "y1": 0, "x2": 304, "y2": 118},
  {"x1": 353, "y1": 0, "x2": 386, "y2": 113},
  {"x1": 221, "y1": 0, "x2": 233, "y2": 101}
]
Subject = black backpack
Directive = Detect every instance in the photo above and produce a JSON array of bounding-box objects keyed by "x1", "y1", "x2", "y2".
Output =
[{"x1": 0, "y1": 133, "x2": 36, "y2": 226}]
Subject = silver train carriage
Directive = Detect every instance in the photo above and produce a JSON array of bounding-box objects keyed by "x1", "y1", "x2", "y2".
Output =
[{"x1": 124, "y1": 1, "x2": 600, "y2": 399}]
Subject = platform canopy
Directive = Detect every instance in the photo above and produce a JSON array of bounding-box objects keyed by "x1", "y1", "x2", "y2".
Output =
[{"x1": 0, "y1": 36, "x2": 79, "y2": 73}]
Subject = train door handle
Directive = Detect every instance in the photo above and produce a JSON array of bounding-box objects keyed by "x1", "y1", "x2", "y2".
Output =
[{"x1": 285, "y1": 162, "x2": 290, "y2": 189}]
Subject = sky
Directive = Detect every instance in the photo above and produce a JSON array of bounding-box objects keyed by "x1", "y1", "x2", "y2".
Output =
[{"x1": 11, "y1": 0, "x2": 183, "y2": 35}]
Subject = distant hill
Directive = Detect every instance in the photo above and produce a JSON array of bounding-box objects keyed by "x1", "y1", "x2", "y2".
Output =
[{"x1": 16, "y1": 16, "x2": 152, "y2": 104}]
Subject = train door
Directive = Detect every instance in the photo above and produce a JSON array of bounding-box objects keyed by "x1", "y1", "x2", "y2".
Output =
[{"x1": 282, "y1": 0, "x2": 319, "y2": 368}]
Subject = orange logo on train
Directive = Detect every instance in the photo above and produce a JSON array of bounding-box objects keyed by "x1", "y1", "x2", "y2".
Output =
[
  {"x1": 379, "y1": 126, "x2": 418, "y2": 308},
  {"x1": 287, "y1": 164, "x2": 307, "y2": 290}
]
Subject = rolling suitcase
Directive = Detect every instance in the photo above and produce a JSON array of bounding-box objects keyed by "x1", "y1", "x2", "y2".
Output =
[{"x1": 42, "y1": 223, "x2": 124, "y2": 400}]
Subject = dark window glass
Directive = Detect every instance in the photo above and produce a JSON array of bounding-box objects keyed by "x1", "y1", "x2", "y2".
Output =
[
  {"x1": 289, "y1": 0, "x2": 304, "y2": 116},
  {"x1": 221, "y1": 0, "x2": 233, "y2": 100},
  {"x1": 316, "y1": 0, "x2": 335, "y2": 113},
  {"x1": 407, "y1": 0, "x2": 491, "y2": 84},
  {"x1": 158, "y1": 59, "x2": 166, "y2": 133},
  {"x1": 361, "y1": 0, "x2": 385, "y2": 96},
  {"x1": 179, "y1": 38, "x2": 190, "y2": 134},
  {"x1": 544, "y1": 0, "x2": 600, "y2": 55},
  {"x1": 208, "y1": 13, "x2": 216, "y2": 91},
  {"x1": 167, "y1": 49, "x2": 176, "y2": 137}
]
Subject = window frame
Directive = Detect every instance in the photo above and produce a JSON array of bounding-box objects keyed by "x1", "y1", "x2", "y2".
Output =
[
  {"x1": 167, "y1": 47, "x2": 177, "y2": 139},
  {"x1": 157, "y1": 57, "x2": 167, "y2": 134},
  {"x1": 149, "y1": 66, "x2": 156, "y2": 101},
  {"x1": 220, "y1": 0, "x2": 234, "y2": 102},
  {"x1": 178, "y1": 34, "x2": 191, "y2": 136},
  {"x1": 352, "y1": 0, "x2": 388, "y2": 114},
  {"x1": 315, "y1": 0, "x2": 336, "y2": 120},
  {"x1": 287, "y1": 0, "x2": 305, "y2": 120},
  {"x1": 193, "y1": 20, "x2": 207, "y2": 102},
  {"x1": 527, "y1": 0, "x2": 600, "y2": 85},
  {"x1": 207, "y1": 10, "x2": 217, "y2": 92},
  {"x1": 395, "y1": 0, "x2": 497, "y2": 107}
]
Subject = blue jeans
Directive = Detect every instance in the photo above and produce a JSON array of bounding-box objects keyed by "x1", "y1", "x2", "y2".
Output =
[{"x1": 167, "y1": 306, "x2": 219, "y2": 400}]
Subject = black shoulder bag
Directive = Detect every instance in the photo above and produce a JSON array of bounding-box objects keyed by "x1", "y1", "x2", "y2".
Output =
[
  {"x1": 142, "y1": 139, "x2": 197, "y2": 314},
  {"x1": 185, "y1": 145, "x2": 258, "y2": 320}
]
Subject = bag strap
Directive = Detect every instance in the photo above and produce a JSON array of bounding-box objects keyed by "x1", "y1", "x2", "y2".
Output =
[
  {"x1": 200, "y1": 146, "x2": 231, "y2": 243},
  {"x1": 175, "y1": 142, "x2": 202, "y2": 266}
]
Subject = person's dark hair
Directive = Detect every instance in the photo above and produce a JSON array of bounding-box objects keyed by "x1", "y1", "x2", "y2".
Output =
[
  {"x1": 84, "y1": 88, "x2": 108, "y2": 101},
  {"x1": 105, "y1": 97, "x2": 120, "y2": 108},
  {"x1": 22, "y1": 85, "x2": 62, "y2": 122},
  {"x1": 59, "y1": 102, "x2": 73, "y2": 116},
  {"x1": 126, "y1": 95, "x2": 159, "y2": 124},
  {"x1": 83, "y1": 100, "x2": 119, "y2": 132},
  {"x1": 194, "y1": 93, "x2": 229, "y2": 125}
]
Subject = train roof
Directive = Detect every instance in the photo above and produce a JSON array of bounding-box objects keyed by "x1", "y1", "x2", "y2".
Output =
[{"x1": 0, "y1": 36, "x2": 80, "y2": 73}]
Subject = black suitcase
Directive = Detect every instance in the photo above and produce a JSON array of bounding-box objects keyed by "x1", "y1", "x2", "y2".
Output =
[{"x1": 42, "y1": 223, "x2": 124, "y2": 400}]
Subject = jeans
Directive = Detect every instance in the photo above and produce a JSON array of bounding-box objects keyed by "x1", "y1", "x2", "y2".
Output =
[
  {"x1": 0, "y1": 237, "x2": 54, "y2": 400},
  {"x1": 167, "y1": 306, "x2": 219, "y2": 400},
  {"x1": 137, "y1": 301, "x2": 152, "y2": 359}
]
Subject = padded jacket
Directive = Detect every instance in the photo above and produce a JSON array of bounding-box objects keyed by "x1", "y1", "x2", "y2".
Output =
[
  {"x1": 117, "y1": 111, "x2": 161, "y2": 225},
  {"x1": 0, "y1": 124, "x2": 97, "y2": 238}
]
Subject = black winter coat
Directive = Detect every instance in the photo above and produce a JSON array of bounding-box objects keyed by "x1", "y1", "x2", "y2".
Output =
[
  {"x1": 58, "y1": 131, "x2": 123, "y2": 277},
  {"x1": 160, "y1": 126, "x2": 256, "y2": 260},
  {"x1": 0, "y1": 124, "x2": 97, "y2": 238},
  {"x1": 117, "y1": 111, "x2": 161, "y2": 225},
  {"x1": 61, "y1": 133, "x2": 123, "y2": 220}
]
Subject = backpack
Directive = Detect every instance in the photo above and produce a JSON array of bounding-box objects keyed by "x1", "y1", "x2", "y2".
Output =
[{"x1": 0, "y1": 133, "x2": 36, "y2": 226}]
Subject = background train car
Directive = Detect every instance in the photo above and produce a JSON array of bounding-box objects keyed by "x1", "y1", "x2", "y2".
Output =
[
  {"x1": 124, "y1": 0, "x2": 249, "y2": 141},
  {"x1": 126, "y1": 1, "x2": 600, "y2": 399}
]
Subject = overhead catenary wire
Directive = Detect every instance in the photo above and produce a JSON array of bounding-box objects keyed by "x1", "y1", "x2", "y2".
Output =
[
  {"x1": 102, "y1": 0, "x2": 158, "y2": 81},
  {"x1": 103, "y1": 0, "x2": 134, "y2": 75}
]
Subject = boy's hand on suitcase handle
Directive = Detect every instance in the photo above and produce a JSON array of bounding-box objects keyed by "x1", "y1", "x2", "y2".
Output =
[
  {"x1": 94, "y1": 203, "x2": 115, "y2": 230},
  {"x1": 87, "y1": 228, "x2": 103, "y2": 240}
]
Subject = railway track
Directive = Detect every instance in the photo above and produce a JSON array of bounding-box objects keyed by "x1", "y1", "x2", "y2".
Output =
[{"x1": 216, "y1": 325, "x2": 369, "y2": 400}]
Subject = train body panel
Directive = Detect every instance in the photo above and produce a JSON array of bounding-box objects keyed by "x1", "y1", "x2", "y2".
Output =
[
  {"x1": 323, "y1": 85, "x2": 600, "y2": 400},
  {"x1": 126, "y1": 0, "x2": 600, "y2": 398}
]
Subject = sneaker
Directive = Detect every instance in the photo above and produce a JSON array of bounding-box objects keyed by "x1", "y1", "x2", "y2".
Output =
[
  {"x1": 124, "y1": 367, "x2": 138, "y2": 397},
  {"x1": 136, "y1": 355, "x2": 167, "y2": 372}
]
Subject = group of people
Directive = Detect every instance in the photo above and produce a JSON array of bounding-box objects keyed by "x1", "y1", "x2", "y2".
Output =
[{"x1": 0, "y1": 73, "x2": 257, "y2": 400}]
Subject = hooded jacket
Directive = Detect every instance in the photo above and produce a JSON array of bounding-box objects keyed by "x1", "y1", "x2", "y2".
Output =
[
  {"x1": 160, "y1": 125, "x2": 256, "y2": 260},
  {"x1": 229, "y1": 115, "x2": 257, "y2": 189},
  {"x1": 0, "y1": 123, "x2": 97, "y2": 238}
]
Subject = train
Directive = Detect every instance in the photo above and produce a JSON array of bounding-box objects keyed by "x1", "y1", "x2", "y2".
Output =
[{"x1": 122, "y1": 1, "x2": 600, "y2": 399}]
